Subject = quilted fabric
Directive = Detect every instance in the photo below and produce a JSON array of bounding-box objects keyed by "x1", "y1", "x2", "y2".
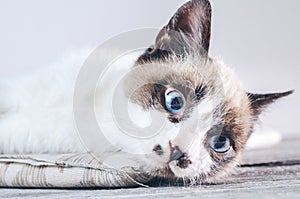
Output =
[{"x1": 0, "y1": 154, "x2": 151, "y2": 188}]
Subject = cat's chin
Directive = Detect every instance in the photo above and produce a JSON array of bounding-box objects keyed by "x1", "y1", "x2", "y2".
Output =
[
  {"x1": 150, "y1": 166, "x2": 209, "y2": 186},
  {"x1": 149, "y1": 162, "x2": 206, "y2": 182}
]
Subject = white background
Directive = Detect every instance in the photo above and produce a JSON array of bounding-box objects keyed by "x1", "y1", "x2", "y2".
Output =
[{"x1": 0, "y1": 0, "x2": 299, "y2": 134}]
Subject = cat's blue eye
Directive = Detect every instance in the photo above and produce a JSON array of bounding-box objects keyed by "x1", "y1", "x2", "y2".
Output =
[
  {"x1": 209, "y1": 135, "x2": 231, "y2": 153},
  {"x1": 164, "y1": 89, "x2": 185, "y2": 114}
]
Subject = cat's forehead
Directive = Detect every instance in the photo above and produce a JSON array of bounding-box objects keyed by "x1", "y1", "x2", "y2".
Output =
[{"x1": 124, "y1": 56, "x2": 223, "y2": 97}]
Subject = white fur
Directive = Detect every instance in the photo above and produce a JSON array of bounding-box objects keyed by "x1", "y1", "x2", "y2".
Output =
[{"x1": 0, "y1": 49, "x2": 96, "y2": 154}]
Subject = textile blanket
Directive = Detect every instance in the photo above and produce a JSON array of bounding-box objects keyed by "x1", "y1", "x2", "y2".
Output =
[{"x1": 0, "y1": 153, "x2": 151, "y2": 188}]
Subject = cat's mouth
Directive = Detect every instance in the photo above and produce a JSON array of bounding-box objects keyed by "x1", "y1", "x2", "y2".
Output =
[{"x1": 151, "y1": 141, "x2": 193, "y2": 178}]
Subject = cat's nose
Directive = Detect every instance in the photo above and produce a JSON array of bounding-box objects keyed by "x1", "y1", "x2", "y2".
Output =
[
  {"x1": 169, "y1": 145, "x2": 185, "y2": 162},
  {"x1": 168, "y1": 141, "x2": 192, "y2": 169},
  {"x1": 168, "y1": 141, "x2": 185, "y2": 162}
]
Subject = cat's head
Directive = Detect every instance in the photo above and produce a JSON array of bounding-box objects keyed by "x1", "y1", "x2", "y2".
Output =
[{"x1": 123, "y1": 0, "x2": 292, "y2": 183}]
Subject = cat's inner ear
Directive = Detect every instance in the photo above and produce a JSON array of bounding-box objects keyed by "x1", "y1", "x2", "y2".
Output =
[
  {"x1": 137, "y1": 0, "x2": 212, "y2": 64},
  {"x1": 248, "y1": 90, "x2": 294, "y2": 116}
]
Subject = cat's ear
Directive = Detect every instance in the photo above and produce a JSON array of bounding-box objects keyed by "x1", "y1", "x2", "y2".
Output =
[
  {"x1": 137, "y1": 0, "x2": 212, "y2": 64},
  {"x1": 247, "y1": 90, "x2": 294, "y2": 116}
]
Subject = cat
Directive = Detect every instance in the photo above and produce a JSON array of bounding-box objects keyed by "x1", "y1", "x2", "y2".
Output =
[{"x1": 0, "y1": 0, "x2": 292, "y2": 184}]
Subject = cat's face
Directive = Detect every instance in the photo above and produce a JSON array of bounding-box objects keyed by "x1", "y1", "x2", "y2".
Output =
[
  {"x1": 125, "y1": 56, "x2": 253, "y2": 181},
  {"x1": 123, "y1": 0, "x2": 292, "y2": 183}
]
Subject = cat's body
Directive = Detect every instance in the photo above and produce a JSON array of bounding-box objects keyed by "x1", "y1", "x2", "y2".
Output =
[
  {"x1": 0, "y1": 49, "x2": 142, "y2": 154},
  {"x1": 0, "y1": 0, "x2": 292, "y2": 184},
  {"x1": 0, "y1": 52, "x2": 86, "y2": 154}
]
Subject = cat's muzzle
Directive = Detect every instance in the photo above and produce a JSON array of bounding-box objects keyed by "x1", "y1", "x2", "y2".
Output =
[{"x1": 168, "y1": 141, "x2": 192, "y2": 169}]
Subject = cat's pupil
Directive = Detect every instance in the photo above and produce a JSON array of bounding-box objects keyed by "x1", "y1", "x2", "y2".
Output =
[
  {"x1": 171, "y1": 97, "x2": 183, "y2": 110},
  {"x1": 214, "y1": 136, "x2": 227, "y2": 149}
]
